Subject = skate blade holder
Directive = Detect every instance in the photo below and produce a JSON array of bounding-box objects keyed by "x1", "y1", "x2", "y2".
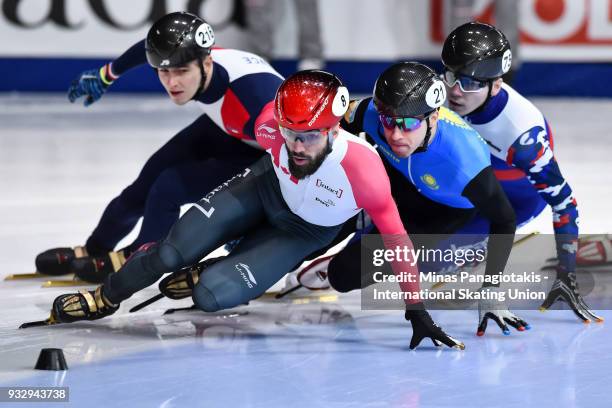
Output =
[
  {"x1": 42, "y1": 277, "x2": 92, "y2": 288},
  {"x1": 4, "y1": 272, "x2": 46, "y2": 281},
  {"x1": 19, "y1": 313, "x2": 59, "y2": 329}
]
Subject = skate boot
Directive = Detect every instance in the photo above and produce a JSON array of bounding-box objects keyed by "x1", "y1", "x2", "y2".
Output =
[
  {"x1": 127, "y1": 257, "x2": 226, "y2": 313},
  {"x1": 72, "y1": 250, "x2": 128, "y2": 283},
  {"x1": 276, "y1": 255, "x2": 333, "y2": 298},
  {"x1": 35, "y1": 246, "x2": 89, "y2": 276},
  {"x1": 51, "y1": 286, "x2": 119, "y2": 323},
  {"x1": 159, "y1": 257, "x2": 225, "y2": 300},
  {"x1": 576, "y1": 234, "x2": 612, "y2": 266}
]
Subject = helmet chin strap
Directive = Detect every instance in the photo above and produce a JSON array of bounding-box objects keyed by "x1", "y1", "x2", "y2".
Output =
[
  {"x1": 414, "y1": 117, "x2": 432, "y2": 154},
  {"x1": 191, "y1": 59, "x2": 207, "y2": 100}
]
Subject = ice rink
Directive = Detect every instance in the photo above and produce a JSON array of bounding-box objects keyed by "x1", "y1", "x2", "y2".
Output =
[{"x1": 1, "y1": 95, "x2": 611, "y2": 407}]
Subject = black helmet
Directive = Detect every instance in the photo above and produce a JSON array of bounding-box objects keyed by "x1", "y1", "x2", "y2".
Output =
[
  {"x1": 373, "y1": 62, "x2": 446, "y2": 118},
  {"x1": 145, "y1": 12, "x2": 215, "y2": 69},
  {"x1": 442, "y1": 21, "x2": 512, "y2": 80}
]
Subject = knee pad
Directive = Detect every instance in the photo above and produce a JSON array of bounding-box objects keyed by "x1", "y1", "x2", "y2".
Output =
[
  {"x1": 192, "y1": 284, "x2": 221, "y2": 312},
  {"x1": 142, "y1": 242, "x2": 184, "y2": 275}
]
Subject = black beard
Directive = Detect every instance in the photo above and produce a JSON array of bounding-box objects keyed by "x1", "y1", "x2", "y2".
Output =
[{"x1": 287, "y1": 143, "x2": 332, "y2": 180}]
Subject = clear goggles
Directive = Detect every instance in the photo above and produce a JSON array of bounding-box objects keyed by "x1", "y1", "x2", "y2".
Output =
[
  {"x1": 279, "y1": 126, "x2": 329, "y2": 146},
  {"x1": 442, "y1": 70, "x2": 489, "y2": 93},
  {"x1": 379, "y1": 114, "x2": 426, "y2": 132}
]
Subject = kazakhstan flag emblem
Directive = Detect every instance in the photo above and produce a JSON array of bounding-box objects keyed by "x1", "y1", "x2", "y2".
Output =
[{"x1": 421, "y1": 173, "x2": 439, "y2": 190}]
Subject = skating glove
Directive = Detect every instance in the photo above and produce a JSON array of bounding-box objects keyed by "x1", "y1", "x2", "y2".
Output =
[
  {"x1": 540, "y1": 268, "x2": 603, "y2": 323},
  {"x1": 476, "y1": 286, "x2": 530, "y2": 336},
  {"x1": 68, "y1": 63, "x2": 117, "y2": 106},
  {"x1": 405, "y1": 305, "x2": 465, "y2": 350}
]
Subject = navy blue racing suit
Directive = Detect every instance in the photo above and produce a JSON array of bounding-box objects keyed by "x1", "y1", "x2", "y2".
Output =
[{"x1": 84, "y1": 42, "x2": 283, "y2": 256}]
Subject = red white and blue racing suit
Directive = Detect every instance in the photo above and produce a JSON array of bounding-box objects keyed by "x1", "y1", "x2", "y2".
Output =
[{"x1": 85, "y1": 43, "x2": 282, "y2": 256}]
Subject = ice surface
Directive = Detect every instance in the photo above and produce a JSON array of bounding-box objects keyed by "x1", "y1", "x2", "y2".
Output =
[{"x1": 1, "y1": 95, "x2": 611, "y2": 407}]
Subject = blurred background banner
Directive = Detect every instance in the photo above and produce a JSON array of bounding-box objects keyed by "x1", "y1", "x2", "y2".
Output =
[{"x1": 2, "y1": 0, "x2": 611, "y2": 96}]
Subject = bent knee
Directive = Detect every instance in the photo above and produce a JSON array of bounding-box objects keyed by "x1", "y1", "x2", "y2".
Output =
[
  {"x1": 192, "y1": 270, "x2": 251, "y2": 312},
  {"x1": 192, "y1": 284, "x2": 221, "y2": 312},
  {"x1": 143, "y1": 242, "x2": 184, "y2": 274}
]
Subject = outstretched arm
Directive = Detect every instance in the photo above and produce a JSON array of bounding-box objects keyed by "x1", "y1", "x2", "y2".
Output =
[
  {"x1": 342, "y1": 141, "x2": 464, "y2": 349},
  {"x1": 509, "y1": 127, "x2": 600, "y2": 322},
  {"x1": 68, "y1": 40, "x2": 148, "y2": 106},
  {"x1": 461, "y1": 167, "x2": 531, "y2": 336},
  {"x1": 342, "y1": 141, "x2": 419, "y2": 299},
  {"x1": 507, "y1": 126, "x2": 578, "y2": 273},
  {"x1": 462, "y1": 166, "x2": 517, "y2": 282},
  {"x1": 108, "y1": 39, "x2": 148, "y2": 76}
]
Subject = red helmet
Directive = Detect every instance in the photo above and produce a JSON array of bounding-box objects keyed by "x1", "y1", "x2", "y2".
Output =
[{"x1": 274, "y1": 70, "x2": 349, "y2": 132}]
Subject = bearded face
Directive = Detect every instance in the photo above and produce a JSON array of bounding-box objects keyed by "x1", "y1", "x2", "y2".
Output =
[{"x1": 286, "y1": 142, "x2": 332, "y2": 179}]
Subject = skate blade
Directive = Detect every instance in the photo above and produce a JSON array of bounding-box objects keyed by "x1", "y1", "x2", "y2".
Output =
[
  {"x1": 274, "y1": 284, "x2": 303, "y2": 299},
  {"x1": 4, "y1": 272, "x2": 46, "y2": 280},
  {"x1": 260, "y1": 291, "x2": 338, "y2": 304},
  {"x1": 163, "y1": 307, "x2": 250, "y2": 318},
  {"x1": 129, "y1": 293, "x2": 164, "y2": 313},
  {"x1": 19, "y1": 314, "x2": 59, "y2": 329},
  {"x1": 41, "y1": 279, "x2": 93, "y2": 288},
  {"x1": 163, "y1": 305, "x2": 198, "y2": 315}
]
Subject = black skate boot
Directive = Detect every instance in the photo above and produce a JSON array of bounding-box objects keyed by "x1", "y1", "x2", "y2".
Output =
[
  {"x1": 128, "y1": 257, "x2": 226, "y2": 313},
  {"x1": 35, "y1": 246, "x2": 89, "y2": 276},
  {"x1": 72, "y1": 250, "x2": 128, "y2": 283},
  {"x1": 51, "y1": 286, "x2": 119, "y2": 323},
  {"x1": 159, "y1": 257, "x2": 225, "y2": 300}
]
